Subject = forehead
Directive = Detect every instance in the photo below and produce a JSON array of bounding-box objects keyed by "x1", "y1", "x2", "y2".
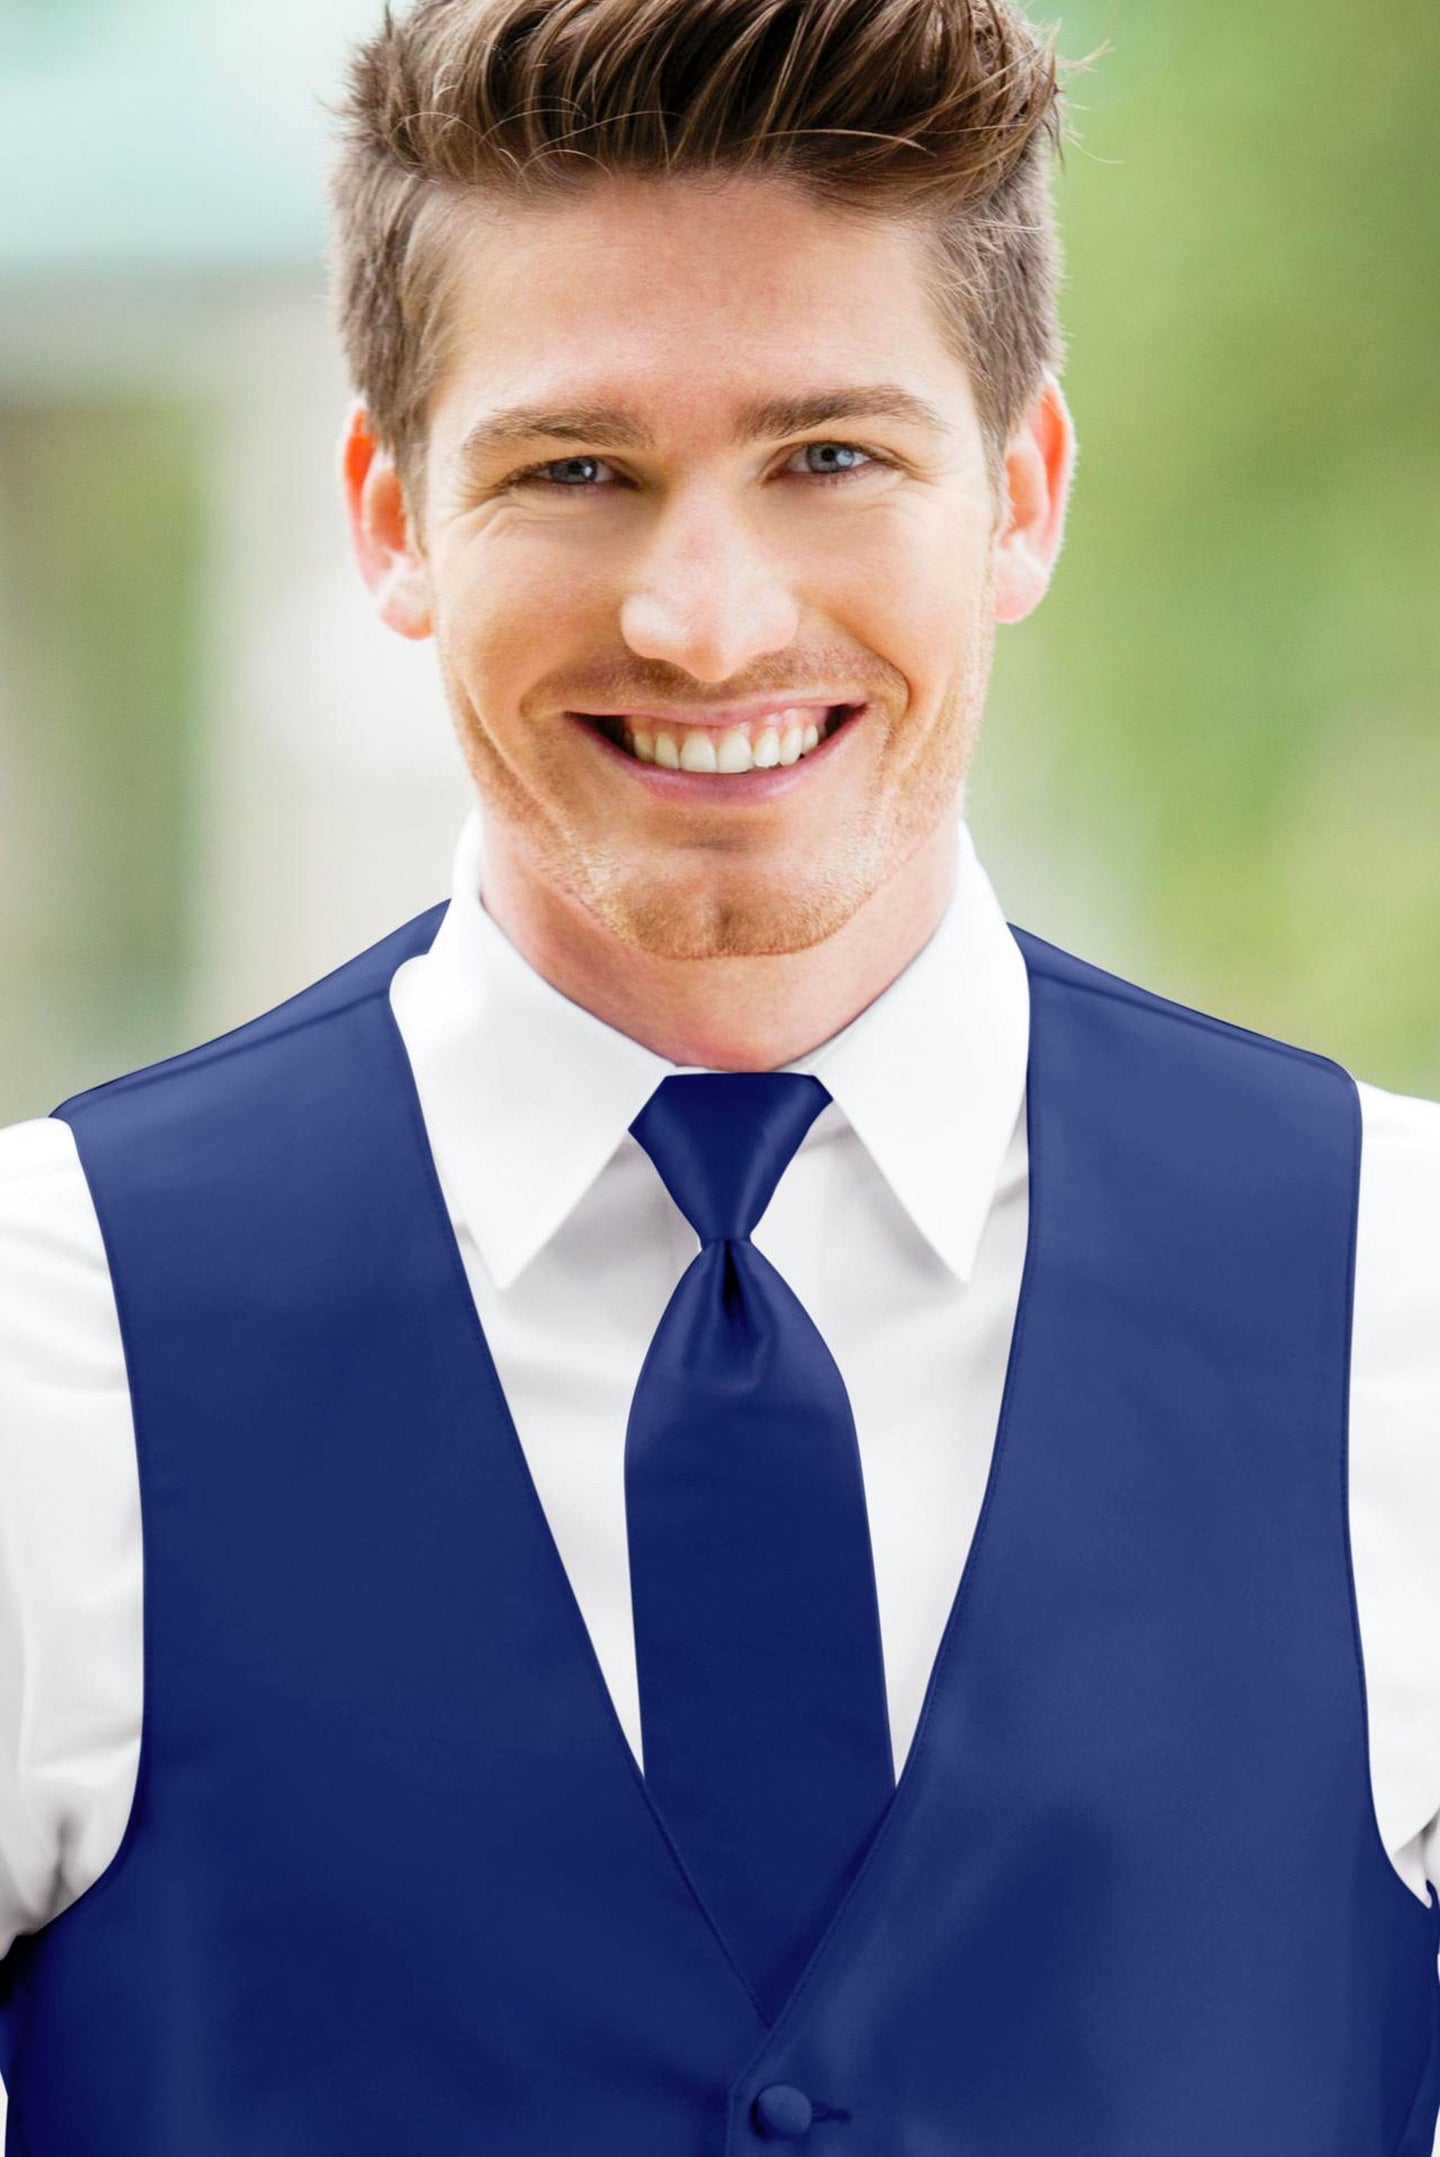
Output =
[{"x1": 428, "y1": 173, "x2": 970, "y2": 434}]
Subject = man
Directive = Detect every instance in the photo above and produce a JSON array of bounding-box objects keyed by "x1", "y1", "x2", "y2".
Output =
[{"x1": 1, "y1": 0, "x2": 1438, "y2": 2149}]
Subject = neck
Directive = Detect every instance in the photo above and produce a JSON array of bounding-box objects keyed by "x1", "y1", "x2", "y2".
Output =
[{"x1": 475, "y1": 816, "x2": 960, "y2": 1071}]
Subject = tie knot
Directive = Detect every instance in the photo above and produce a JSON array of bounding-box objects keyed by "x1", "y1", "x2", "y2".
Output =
[{"x1": 629, "y1": 1072, "x2": 831, "y2": 1246}]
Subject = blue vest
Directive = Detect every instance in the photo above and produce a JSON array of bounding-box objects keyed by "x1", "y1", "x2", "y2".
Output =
[{"x1": 1, "y1": 906, "x2": 1437, "y2": 2156}]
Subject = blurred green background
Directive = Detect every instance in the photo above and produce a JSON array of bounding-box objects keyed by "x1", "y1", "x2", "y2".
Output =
[
  {"x1": 0, "y1": 0, "x2": 1436, "y2": 1125},
  {"x1": 988, "y1": 0, "x2": 1440, "y2": 1093}
]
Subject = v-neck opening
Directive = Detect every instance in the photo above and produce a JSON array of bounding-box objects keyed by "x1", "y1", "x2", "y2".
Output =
[{"x1": 370, "y1": 932, "x2": 1041, "y2": 2036}]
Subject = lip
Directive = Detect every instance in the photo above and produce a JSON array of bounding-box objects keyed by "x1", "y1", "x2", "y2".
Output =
[{"x1": 567, "y1": 704, "x2": 867, "y2": 800}]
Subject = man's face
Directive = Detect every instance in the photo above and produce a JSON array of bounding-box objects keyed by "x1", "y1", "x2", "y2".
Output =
[{"x1": 369, "y1": 174, "x2": 1069, "y2": 961}]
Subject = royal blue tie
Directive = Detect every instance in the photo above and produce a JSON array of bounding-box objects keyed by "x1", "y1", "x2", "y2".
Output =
[{"x1": 625, "y1": 1072, "x2": 896, "y2": 2018}]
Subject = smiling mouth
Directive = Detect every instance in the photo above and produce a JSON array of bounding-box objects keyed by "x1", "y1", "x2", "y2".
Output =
[{"x1": 576, "y1": 703, "x2": 863, "y2": 773}]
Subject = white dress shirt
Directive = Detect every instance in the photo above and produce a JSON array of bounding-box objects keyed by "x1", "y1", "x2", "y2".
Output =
[{"x1": 3, "y1": 811, "x2": 1439, "y2": 2096}]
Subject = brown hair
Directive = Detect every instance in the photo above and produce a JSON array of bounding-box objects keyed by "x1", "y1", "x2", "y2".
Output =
[{"x1": 326, "y1": 0, "x2": 1092, "y2": 528}]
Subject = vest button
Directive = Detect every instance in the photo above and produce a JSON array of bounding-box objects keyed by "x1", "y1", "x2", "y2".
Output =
[{"x1": 751, "y1": 2083, "x2": 814, "y2": 2139}]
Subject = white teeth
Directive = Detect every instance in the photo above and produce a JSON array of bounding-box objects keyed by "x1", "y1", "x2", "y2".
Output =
[
  {"x1": 619, "y1": 706, "x2": 842, "y2": 773},
  {"x1": 714, "y1": 728, "x2": 753, "y2": 774},
  {"x1": 679, "y1": 730, "x2": 717, "y2": 773}
]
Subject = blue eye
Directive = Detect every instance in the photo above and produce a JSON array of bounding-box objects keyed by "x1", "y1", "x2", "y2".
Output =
[
  {"x1": 792, "y1": 442, "x2": 877, "y2": 480},
  {"x1": 506, "y1": 441, "x2": 885, "y2": 492},
  {"x1": 516, "y1": 455, "x2": 616, "y2": 488}
]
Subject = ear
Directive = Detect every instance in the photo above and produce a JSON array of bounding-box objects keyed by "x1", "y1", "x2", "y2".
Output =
[
  {"x1": 992, "y1": 372, "x2": 1077, "y2": 625},
  {"x1": 340, "y1": 400, "x2": 433, "y2": 641}
]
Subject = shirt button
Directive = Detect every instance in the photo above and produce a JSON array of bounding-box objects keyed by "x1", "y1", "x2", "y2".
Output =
[{"x1": 751, "y1": 2083, "x2": 815, "y2": 2139}]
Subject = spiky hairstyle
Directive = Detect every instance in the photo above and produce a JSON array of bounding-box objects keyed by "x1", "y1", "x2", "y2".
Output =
[{"x1": 328, "y1": 0, "x2": 1083, "y2": 521}]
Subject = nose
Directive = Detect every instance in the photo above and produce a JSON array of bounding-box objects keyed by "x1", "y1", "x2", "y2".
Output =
[{"x1": 619, "y1": 493, "x2": 801, "y2": 682}]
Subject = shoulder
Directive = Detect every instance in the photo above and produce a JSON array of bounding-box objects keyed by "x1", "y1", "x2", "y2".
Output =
[
  {"x1": 1007, "y1": 926, "x2": 1362, "y2": 1182},
  {"x1": 1011, "y1": 923, "x2": 1352, "y2": 1077},
  {"x1": 0, "y1": 1116, "x2": 140, "y2": 1953},
  {"x1": 1346, "y1": 1075, "x2": 1440, "y2": 1896},
  {"x1": 54, "y1": 902, "x2": 448, "y2": 1128},
  {"x1": 0, "y1": 1113, "x2": 109, "y2": 1312},
  {"x1": 0, "y1": 1113, "x2": 124, "y2": 1440},
  {"x1": 1355, "y1": 1073, "x2": 1440, "y2": 1173},
  {"x1": 1353, "y1": 1075, "x2": 1440, "y2": 1322}
]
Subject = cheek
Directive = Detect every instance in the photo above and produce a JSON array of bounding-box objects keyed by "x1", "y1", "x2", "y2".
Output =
[
  {"x1": 829, "y1": 559, "x2": 968, "y2": 706},
  {"x1": 437, "y1": 532, "x2": 610, "y2": 667},
  {"x1": 823, "y1": 503, "x2": 983, "y2": 629},
  {"x1": 432, "y1": 568, "x2": 535, "y2": 699}
]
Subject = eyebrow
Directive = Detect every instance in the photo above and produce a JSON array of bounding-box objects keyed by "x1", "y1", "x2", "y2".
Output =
[{"x1": 450, "y1": 384, "x2": 951, "y2": 479}]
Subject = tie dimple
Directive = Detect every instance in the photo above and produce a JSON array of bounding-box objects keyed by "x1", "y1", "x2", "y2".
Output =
[{"x1": 625, "y1": 1071, "x2": 896, "y2": 2019}]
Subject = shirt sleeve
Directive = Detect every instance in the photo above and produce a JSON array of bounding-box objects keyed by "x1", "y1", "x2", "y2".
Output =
[
  {"x1": 0, "y1": 1114, "x2": 141, "y2": 1961},
  {"x1": 1350, "y1": 1078, "x2": 1440, "y2": 1904}
]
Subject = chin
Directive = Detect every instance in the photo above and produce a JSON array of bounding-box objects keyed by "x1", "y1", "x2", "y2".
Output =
[{"x1": 596, "y1": 865, "x2": 866, "y2": 963}]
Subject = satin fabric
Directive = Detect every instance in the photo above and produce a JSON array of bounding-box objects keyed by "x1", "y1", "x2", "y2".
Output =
[
  {"x1": 0, "y1": 907, "x2": 1435, "y2": 2154},
  {"x1": 626, "y1": 1072, "x2": 894, "y2": 2017}
]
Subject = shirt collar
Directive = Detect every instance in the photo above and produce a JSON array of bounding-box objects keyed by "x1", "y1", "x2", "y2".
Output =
[{"x1": 391, "y1": 807, "x2": 1029, "y2": 1291}]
